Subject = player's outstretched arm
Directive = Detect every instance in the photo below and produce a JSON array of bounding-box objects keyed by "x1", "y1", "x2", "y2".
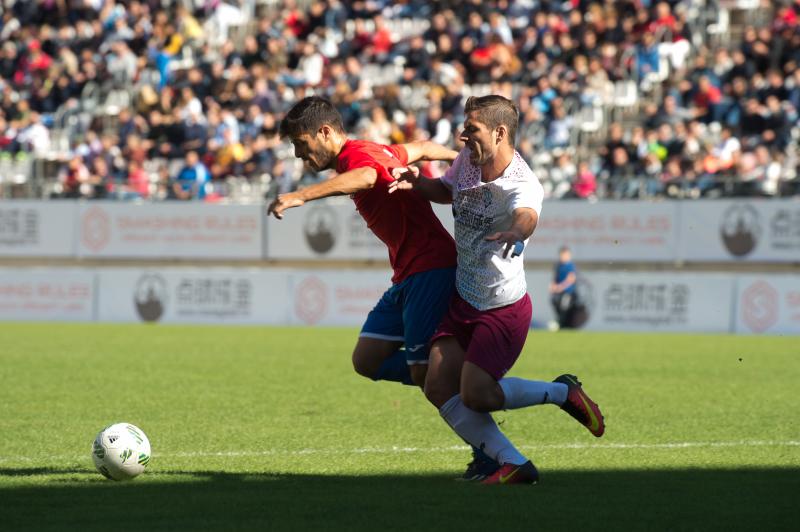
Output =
[
  {"x1": 485, "y1": 207, "x2": 539, "y2": 258},
  {"x1": 402, "y1": 141, "x2": 458, "y2": 163},
  {"x1": 267, "y1": 166, "x2": 378, "y2": 219},
  {"x1": 388, "y1": 166, "x2": 452, "y2": 204}
]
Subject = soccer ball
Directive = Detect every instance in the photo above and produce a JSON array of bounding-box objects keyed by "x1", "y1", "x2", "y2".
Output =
[{"x1": 92, "y1": 423, "x2": 151, "y2": 480}]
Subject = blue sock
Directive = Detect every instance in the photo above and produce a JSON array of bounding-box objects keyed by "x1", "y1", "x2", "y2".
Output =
[{"x1": 372, "y1": 349, "x2": 414, "y2": 386}]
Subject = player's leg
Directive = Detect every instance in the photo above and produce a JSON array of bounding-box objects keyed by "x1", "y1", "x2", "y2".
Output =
[
  {"x1": 352, "y1": 337, "x2": 408, "y2": 383},
  {"x1": 427, "y1": 295, "x2": 532, "y2": 481},
  {"x1": 432, "y1": 337, "x2": 530, "y2": 468},
  {"x1": 459, "y1": 294, "x2": 605, "y2": 436},
  {"x1": 354, "y1": 284, "x2": 413, "y2": 385},
  {"x1": 402, "y1": 267, "x2": 498, "y2": 477},
  {"x1": 424, "y1": 336, "x2": 463, "y2": 408},
  {"x1": 401, "y1": 266, "x2": 456, "y2": 387}
]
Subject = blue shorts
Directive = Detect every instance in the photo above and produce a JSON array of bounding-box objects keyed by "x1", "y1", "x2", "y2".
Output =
[{"x1": 360, "y1": 267, "x2": 456, "y2": 365}]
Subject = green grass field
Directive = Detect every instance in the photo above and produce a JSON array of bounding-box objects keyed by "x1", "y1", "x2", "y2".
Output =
[{"x1": 0, "y1": 323, "x2": 798, "y2": 531}]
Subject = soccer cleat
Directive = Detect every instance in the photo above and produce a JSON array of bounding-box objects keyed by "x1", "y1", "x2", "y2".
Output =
[
  {"x1": 481, "y1": 460, "x2": 539, "y2": 485},
  {"x1": 554, "y1": 374, "x2": 605, "y2": 437},
  {"x1": 459, "y1": 447, "x2": 501, "y2": 481}
]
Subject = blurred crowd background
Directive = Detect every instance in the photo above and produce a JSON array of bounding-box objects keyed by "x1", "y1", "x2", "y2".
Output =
[{"x1": 1, "y1": 0, "x2": 799, "y2": 202}]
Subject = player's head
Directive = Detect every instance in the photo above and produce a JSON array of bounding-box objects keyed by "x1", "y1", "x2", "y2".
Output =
[
  {"x1": 460, "y1": 95, "x2": 519, "y2": 165},
  {"x1": 279, "y1": 96, "x2": 346, "y2": 171},
  {"x1": 559, "y1": 246, "x2": 572, "y2": 262}
]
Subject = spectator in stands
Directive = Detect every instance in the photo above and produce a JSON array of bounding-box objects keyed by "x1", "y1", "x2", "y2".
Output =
[
  {"x1": 173, "y1": 151, "x2": 209, "y2": 201},
  {"x1": 121, "y1": 161, "x2": 150, "y2": 200},
  {"x1": 636, "y1": 33, "x2": 660, "y2": 87},
  {"x1": 88, "y1": 157, "x2": 111, "y2": 199},
  {"x1": 0, "y1": 0, "x2": 797, "y2": 202},
  {"x1": 569, "y1": 161, "x2": 597, "y2": 200},
  {"x1": 59, "y1": 155, "x2": 90, "y2": 199}
]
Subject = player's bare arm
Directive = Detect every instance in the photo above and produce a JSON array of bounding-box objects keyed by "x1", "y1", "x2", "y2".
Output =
[
  {"x1": 267, "y1": 166, "x2": 378, "y2": 219},
  {"x1": 388, "y1": 166, "x2": 452, "y2": 204},
  {"x1": 485, "y1": 207, "x2": 539, "y2": 258},
  {"x1": 401, "y1": 140, "x2": 458, "y2": 163}
]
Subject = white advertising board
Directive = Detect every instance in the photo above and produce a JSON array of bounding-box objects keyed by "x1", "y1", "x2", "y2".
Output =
[
  {"x1": 527, "y1": 270, "x2": 735, "y2": 333},
  {"x1": 95, "y1": 268, "x2": 290, "y2": 324},
  {"x1": 0, "y1": 200, "x2": 77, "y2": 257},
  {"x1": 288, "y1": 269, "x2": 393, "y2": 326},
  {"x1": 526, "y1": 201, "x2": 679, "y2": 262},
  {"x1": 266, "y1": 198, "x2": 388, "y2": 260},
  {"x1": 734, "y1": 275, "x2": 800, "y2": 334},
  {"x1": 265, "y1": 199, "x2": 680, "y2": 263},
  {"x1": 678, "y1": 199, "x2": 800, "y2": 262},
  {"x1": 77, "y1": 202, "x2": 263, "y2": 259},
  {"x1": 0, "y1": 269, "x2": 94, "y2": 321}
]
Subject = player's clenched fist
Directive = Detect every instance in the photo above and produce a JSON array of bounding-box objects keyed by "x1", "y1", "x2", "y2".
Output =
[
  {"x1": 388, "y1": 166, "x2": 420, "y2": 194},
  {"x1": 267, "y1": 193, "x2": 305, "y2": 219}
]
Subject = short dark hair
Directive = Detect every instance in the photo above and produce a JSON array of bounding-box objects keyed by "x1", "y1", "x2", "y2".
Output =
[
  {"x1": 464, "y1": 95, "x2": 519, "y2": 146},
  {"x1": 279, "y1": 96, "x2": 345, "y2": 139}
]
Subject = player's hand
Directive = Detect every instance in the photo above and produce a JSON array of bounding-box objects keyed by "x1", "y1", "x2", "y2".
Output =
[
  {"x1": 388, "y1": 166, "x2": 420, "y2": 194},
  {"x1": 267, "y1": 193, "x2": 305, "y2": 219},
  {"x1": 485, "y1": 231, "x2": 525, "y2": 259}
]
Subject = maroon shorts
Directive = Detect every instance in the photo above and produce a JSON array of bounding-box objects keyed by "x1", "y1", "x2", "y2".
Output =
[{"x1": 430, "y1": 291, "x2": 532, "y2": 380}]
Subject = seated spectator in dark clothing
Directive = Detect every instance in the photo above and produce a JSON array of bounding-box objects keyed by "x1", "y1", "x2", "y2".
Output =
[
  {"x1": 404, "y1": 35, "x2": 432, "y2": 81},
  {"x1": 181, "y1": 112, "x2": 208, "y2": 155},
  {"x1": 762, "y1": 96, "x2": 791, "y2": 150},
  {"x1": 740, "y1": 98, "x2": 768, "y2": 148},
  {"x1": 599, "y1": 122, "x2": 628, "y2": 170},
  {"x1": 606, "y1": 146, "x2": 640, "y2": 198},
  {"x1": 173, "y1": 151, "x2": 210, "y2": 200},
  {"x1": 760, "y1": 70, "x2": 790, "y2": 102},
  {"x1": 88, "y1": 157, "x2": 110, "y2": 199},
  {"x1": 243, "y1": 134, "x2": 277, "y2": 179},
  {"x1": 726, "y1": 50, "x2": 756, "y2": 84}
]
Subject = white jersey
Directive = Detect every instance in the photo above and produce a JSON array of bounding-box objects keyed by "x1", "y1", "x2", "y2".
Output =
[{"x1": 441, "y1": 149, "x2": 544, "y2": 310}]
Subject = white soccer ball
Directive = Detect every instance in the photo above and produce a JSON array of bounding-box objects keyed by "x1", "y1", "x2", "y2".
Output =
[{"x1": 92, "y1": 423, "x2": 151, "y2": 480}]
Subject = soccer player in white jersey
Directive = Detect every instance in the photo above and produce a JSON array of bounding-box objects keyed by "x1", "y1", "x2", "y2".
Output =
[{"x1": 390, "y1": 95, "x2": 605, "y2": 484}]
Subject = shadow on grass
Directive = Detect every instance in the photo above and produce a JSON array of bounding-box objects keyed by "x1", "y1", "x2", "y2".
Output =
[{"x1": 1, "y1": 467, "x2": 798, "y2": 531}]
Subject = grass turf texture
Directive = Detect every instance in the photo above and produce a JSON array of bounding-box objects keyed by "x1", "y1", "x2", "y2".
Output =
[{"x1": 0, "y1": 323, "x2": 798, "y2": 531}]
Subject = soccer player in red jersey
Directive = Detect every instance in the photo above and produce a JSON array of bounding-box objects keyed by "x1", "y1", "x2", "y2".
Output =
[{"x1": 268, "y1": 97, "x2": 499, "y2": 478}]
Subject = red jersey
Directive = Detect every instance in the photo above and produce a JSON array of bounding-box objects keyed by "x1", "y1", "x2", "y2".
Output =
[{"x1": 336, "y1": 140, "x2": 457, "y2": 283}]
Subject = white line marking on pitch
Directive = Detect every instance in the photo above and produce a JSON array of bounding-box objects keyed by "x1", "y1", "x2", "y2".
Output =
[
  {"x1": 163, "y1": 440, "x2": 800, "y2": 458},
  {"x1": 3, "y1": 440, "x2": 797, "y2": 463}
]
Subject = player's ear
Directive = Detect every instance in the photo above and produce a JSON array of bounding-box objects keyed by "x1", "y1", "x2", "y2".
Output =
[
  {"x1": 318, "y1": 124, "x2": 331, "y2": 140},
  {"x1": 495, "y1": 125, "x2": 506, "y2": 145}
]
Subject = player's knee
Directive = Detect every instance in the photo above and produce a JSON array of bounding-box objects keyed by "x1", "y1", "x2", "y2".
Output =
[
  {"x1": 424, "y1": 378, "x2": 448, "y2": 408},
  {"x1": 409, "y1": 364, "x2": 427, "y2": 387},
  {"x1": 351, "y1": 350, "x2": 377, "y2": 379},
  {"x1": 461, "y1": 386, "x2": 500, "y2": 413},
  {"x1": 425, "y1": 372, "x2": 462, "y2": 409}
]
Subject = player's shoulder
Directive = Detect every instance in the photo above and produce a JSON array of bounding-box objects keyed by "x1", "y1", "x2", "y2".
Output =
[
  {"x1": 341, "y1": 139, "x2": 377, "y2": 156},
  {"x1": 342, "y1": 139, "x2": 403, "y2": 161},
  {"x1": 501, "y1": 151, "x2": 539, "y2": 185}
]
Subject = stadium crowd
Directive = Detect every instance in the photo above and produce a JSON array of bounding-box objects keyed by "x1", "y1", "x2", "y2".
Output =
[{"x1": 0, "y1": 0, "x2": 799, "y2": 201}]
